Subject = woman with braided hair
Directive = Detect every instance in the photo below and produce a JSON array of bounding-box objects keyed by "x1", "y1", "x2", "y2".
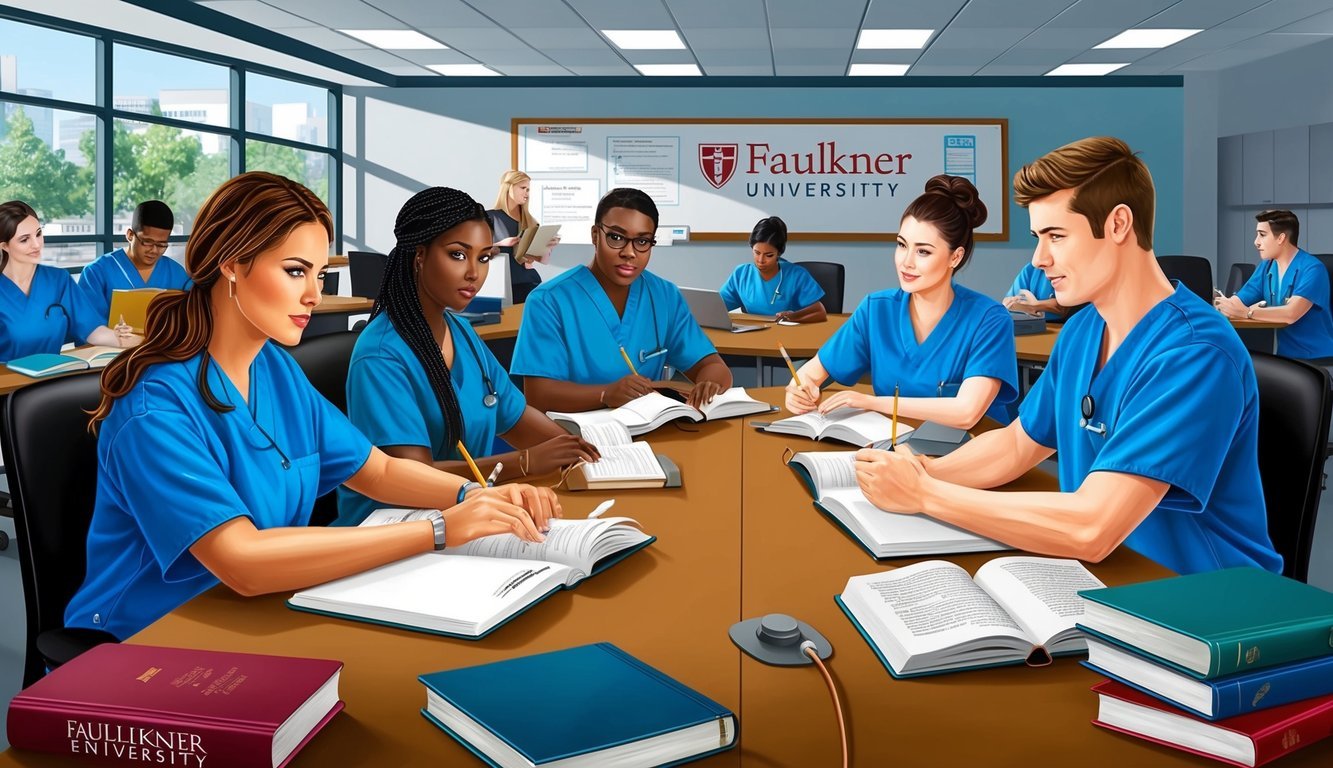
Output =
[
  {"x1": 337, "y1": 186, "x2": 599, "y2": 526},
  {"x1": 65, "y1": 172, "x2": 558, "y2": 642}
]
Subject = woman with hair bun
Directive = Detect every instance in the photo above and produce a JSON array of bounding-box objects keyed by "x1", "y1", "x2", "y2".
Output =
[
  {"x1": 719, "y1": 216, "x2": 826, "y2": 323},
  {"x1": 784, "y1": 175, "x2": 1018, "y2": 428}
]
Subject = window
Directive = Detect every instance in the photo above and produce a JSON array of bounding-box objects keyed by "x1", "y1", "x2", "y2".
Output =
[
  {"x1": 247, "y1": 141, "x2": 331, "y2": 206},
  {"x1": 113, "y1": 118, "x2": 231, "y2": 235},
  {"x1": 0, "y1": 18, "x2": 96, "y2": 105},
  {"x1": 114, "y1": 44, "x2": 231, "y2": 128},
  {"x1": 0, "y1": 101, "x2": 97, "y2": 235},
  {"x1": 246, "y1": 72, "x2": 329, "y2": 147}
]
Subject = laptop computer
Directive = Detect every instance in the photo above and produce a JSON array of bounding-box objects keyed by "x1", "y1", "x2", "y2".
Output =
[{"x1": 679, "y1": 287, "x2": 768, "y2": 333}]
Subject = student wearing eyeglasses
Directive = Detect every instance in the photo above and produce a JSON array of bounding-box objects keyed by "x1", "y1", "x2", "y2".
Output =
[
  {"x1": 785, "y1": 175, "x2": 1018, "y2": 429},
  {"x1": 511, "y1": 187, "x2": 732, "y2": 411},
  {"x1": 719, "y1": 216, "x2": 826, "y2": 323},
  {"x1": 1215, "y1": 209, "x2": 1333, "y2": 361},
  {"x1": 78, "y1": 200, "x2": 192, "y2": 326},
  {"x1": 337, "y1": 187, "x2": 599, "y2": 526},
  {"x1": 852, "y1": 138, "x2": 1279, "y2": 576}
]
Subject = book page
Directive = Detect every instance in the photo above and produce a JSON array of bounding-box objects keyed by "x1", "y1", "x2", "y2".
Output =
[
  {"x1": 450, "y1": 518, "x2": 624, "y2": 581},
  {"x1": 582, "y1": 442, "x2": 665, "y2": 482},
  {"x1": 791, "y1": 451, "x2": 858, "y2": 495},
  {"x1": 578, "y1": 420, "x2": 635, "y2": 448},
  {"x1": 974, "y1": 556, "x2": 1106, "y2": 648},
  {"x1": 821, "y1": 408, "x2": 912, "y2": 446},
  {"x1": 617, "y1": 391, "x2": 699, "y2": 428},
  {"x1": 822, "y1": 489, "x2": 1007, "y2": 556},
  {"x1": 766, "y1": 412, "x2": 823, "y2": 438},
  {"x1": 697, "y1": 387, "x2": 771, "y2": 420},
  {"x1": 67, "y1": 345, "x2": 124, "y2": 366}
]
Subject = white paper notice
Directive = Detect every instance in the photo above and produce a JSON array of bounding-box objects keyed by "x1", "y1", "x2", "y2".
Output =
[
  {"x1": 608, "y1": 136, "x2": 680, "y2": 205},
  {"x1": 528, "y1": 139, "x2": 589, "y2": 174},
  {"x1": 531, "y1": 180, "x2": 600, "y2": 245}
]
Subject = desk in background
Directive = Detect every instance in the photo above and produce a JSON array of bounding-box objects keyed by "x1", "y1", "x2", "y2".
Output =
[{"x1": 306, "y1": 295, "x2": 375, "y2": 338}]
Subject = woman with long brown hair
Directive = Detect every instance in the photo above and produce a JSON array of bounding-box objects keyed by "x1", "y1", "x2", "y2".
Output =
[{"x1": 65, "y1": 172, "x2": 558, "y2": 641}]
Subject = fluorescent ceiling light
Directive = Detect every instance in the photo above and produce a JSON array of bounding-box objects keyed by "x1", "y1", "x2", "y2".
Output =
[
  {"x1": 849, "y1": 64, "x2": 910, "y2": 76},
  {"x1": 1095, "y1": 29, "x2": 1202, "y2": 49},
  {"x1": 634, "y1": 63, "x2": 702, "y2": 76},
  {"x1": 339, "y1": 29, "x2": 447, "y2": 49},
  {"x1": 603, "y1": 30, "x2": 686, "y2": 50},
  {"x1": 856, "y1": 29, "x2": 933, "y2": 49},
  {"x1": 1046, "y1": 63, "x2": 1130, "y2": 76},
  {"x1": 428, "y1": 64, "x2": 500, "y2": 76}
]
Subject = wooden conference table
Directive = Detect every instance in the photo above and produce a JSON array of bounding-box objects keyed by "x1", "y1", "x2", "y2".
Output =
[{"x1": 6, "y1": 388, "x2": 1318, "y2": 767}]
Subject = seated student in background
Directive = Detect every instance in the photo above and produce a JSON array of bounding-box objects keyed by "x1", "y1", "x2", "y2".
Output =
[
  {"x1": 78, "y1": 200, "x2": 191, "y2": 325},
  {"x1": 1215, "y1": 209, "x2": 1333, "y2": 361},
  {"x1": 784, "y1": 175, "x2": 1018, "y2": 429},
  {"x1": 337, "y1": 187, "x2": 599, "y2": 526},
  {"x1": 0, "y1": 199, "x2": 139, "y2": 363},
  {"x1": 720, "y1": 216, "x2": 826, "y2": 323},
  {"x1": 512, "y1": 187, "x2": 732, "y2": 412},
  {"x1": 852, "y1": 137, "x2": 1280, "y2": 576},
  {"x1": 1002, "y1": 262, "x2": 1070, "y2": 322},
  {"x1": 486, "y1": 170, "x2": 556, "y2": 304},
  {"x1": 65, "y1": 173, "x2": 559, "y2": 641}
]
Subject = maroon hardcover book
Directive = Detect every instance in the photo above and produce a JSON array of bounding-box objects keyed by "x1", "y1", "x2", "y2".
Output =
[
  {"x1": 1092, "y1": 679, "x2": 1333, "y2": 767},
  {"x1": 7, "y1": 643, "x2": 344, "y2": 768}
]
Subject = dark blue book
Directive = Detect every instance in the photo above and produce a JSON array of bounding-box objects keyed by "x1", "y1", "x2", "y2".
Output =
[
  {"x1": 419, "y1": 643, "x2": 737, "y2": 767},
  {"x1": 1083, "y1": 636, "x2": 1333, "y2": 721}
]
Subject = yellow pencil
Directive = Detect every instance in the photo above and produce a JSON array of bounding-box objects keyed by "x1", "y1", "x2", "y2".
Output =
[
  {"x1": 779, "y1": 345, "x2": 801, "y2": 387},
  {"x1": 618, "y1": 346, "x2": 639, "y2": 376},
  {"x1": 891, "y1": 385, "x2": 900, "y2": 444},
  {"x1": 457, "y1": 441, "x2": 489, "y2": 486}
]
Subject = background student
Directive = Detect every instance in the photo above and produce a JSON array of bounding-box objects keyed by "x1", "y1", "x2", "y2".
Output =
[
  {"x1": 65, "y1": 172, "x2": 559, "y2": 642},
  {"x1": 853, "y1": 137, "x2": 1279, "y2": 576},
  {"x1": 486, "y1": 169, "x2": 556, "y2": 304},
  {"x1": 78, "y1": 199, "x2": 191, "y2": 325},
  {"x1": 1002, "y1": 262, "x2": 1070, "y2": 322},
  {"x1": 511, "y1": 187, "x2": 732, "y2": 412},
  {"x1": 719, "y1": 216, "x2": 826, "y2": 323},
  {"x1": 1216, "y1": 209, "x2": 1333, "y2": 361},
  {"x1": 0, "y1": 199, "x2": 139, "y2": 362},
  {"x1": 338, "y1": 186, "x2": 599, "y2": 526},
  {"x1": 784, "y1": 175, "x2": 1018, "y2": 429}
]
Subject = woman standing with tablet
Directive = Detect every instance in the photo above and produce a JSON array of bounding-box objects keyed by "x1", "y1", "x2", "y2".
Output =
[
  {"x1": 66, "y1": 173, "x2": 558, "y2": 641},
  {"x1": 487, "y1": 170, "x2": 555, "y2": 304},
  {"x1": 719, "y1": 216, "x2": 826, "y2": 323},
  {"x1": 337, "y1": 186, "x2": 598, "y2": 526},
  {"x1": 784, "y1": 175, "x2": 1018, "y2": 428}
]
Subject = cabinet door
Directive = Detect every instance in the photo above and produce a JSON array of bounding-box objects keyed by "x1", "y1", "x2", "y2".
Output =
[
  {"x1": 1273, "y1": 126, "x2": 1310, "y2": 205},
  {"x1": 1219, "y1": 135, "x2": 1243, "y2": 206},
  {"x1": 1307, "y1": 208, "x2": 1333, "y2": 253},
  {"x1": 1219, "y1": 207, "x2": 1253, "y2": 291},
  {"x1": 1311, "y1": 123, "x2": 1333, "y2": 205},
  {"x1": 1242, "y1": 130, "x2": 1275, "y2": 205}
]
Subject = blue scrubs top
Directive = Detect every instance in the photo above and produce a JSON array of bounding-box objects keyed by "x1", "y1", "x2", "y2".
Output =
[
  {"x1": 720, "y1": 259, "x2": 825, "y2": 315},
  {"x1": 511, "y1": 265, "x2": 717, "y2": 384},
  {"x1": 1019, "y1": 285, "x2": 1280, "y2": 575},
  {"x1": 1235, "y1": 249, "x2": 1333, "y2": 360},
  {"x1": 337, "y1": 311, "x2": 526, "y2": 526},
  {"x1": 64, "y1": 343, "x2": 373, "y2": 640},
  {"x1": 78, "y1": 248, "x2": 191, "y2": 327},
  {"x1": 1006, "y1": 263, "x2": 1062, "y2": 322},
  {"x1": 0, "y1": 264, "x2": 100, "y2": 363},
  {"x1": 818, "y1": 284, "x2": 1018, "y2": 424}
]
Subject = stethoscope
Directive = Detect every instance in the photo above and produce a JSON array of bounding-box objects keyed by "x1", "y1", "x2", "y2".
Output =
[
  {"x1": 1079, "y1": 394, "x2": 1108, "y2": 437},
  {"x1": 761, "y1": 263, "x2": 785, "y2": 306},
  {"x1": 1265, "y1": 261, "x2": 1297, "y2": 306},
  {"x1": 44, "y1": 303, "x2": 69, "y2": 324},
  {"x1": 445, "y1": 310, "x2": 499, "y2": 408},
  {"x1": 638, "y1": 286, "x2": 667, "y2": 364}
]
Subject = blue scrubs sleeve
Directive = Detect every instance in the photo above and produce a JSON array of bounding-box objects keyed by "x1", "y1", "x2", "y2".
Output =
[
  {"x1": 77, "y1": 261, "x2": 113, "y2": 326},
  {"x1": 1017, "y1": 347, "x2": 1059, "y2": 449},
  {"x1": 309, "y1": 384, "x2": 374, "y2": 496},
  {"x1": 61, "y1": 271, "x2": 102, "y2": 343},
  {"x1": 818, "y1": 298, "x2": 872, "y2": 384},
  {"x1": 789, "y1": 267, "x2": 825, "y2": 308},
  {"x1": 510, "y1": 289, "x2": 571, "y2": 379},
  {"x1": 1006, "y1": 269, "x2": 1027, "y2": 298},
  {"x1": 966, "y1": 304, "x2": 1020, "y2": 404},
  {"x1": 1235, "y1": 265, "x2": 1265, "y2": 306},
  {"x1": 720, "y1": 267, "x2": 744, "y2": 311},
  {"x1": 1293, "y1": 259, "x2": 1330, "y2": 309},
  {"x1": 662, "y1": 285, "x2": 717, "y2": 374},
  {"x1": 1090, "y1": 344, "x2": 1244, "y2": 511},
  {"x1": 347, "y1": 353, "x2": 433, "y2": 450}
]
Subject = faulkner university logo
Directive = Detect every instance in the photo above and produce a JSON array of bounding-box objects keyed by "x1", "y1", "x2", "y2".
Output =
[{"x1": 699, "y1": 144, "x2": 738, "y2": 189}]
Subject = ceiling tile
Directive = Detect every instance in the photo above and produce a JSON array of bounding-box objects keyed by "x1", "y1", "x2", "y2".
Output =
[
  {"x1": 261, "y1": 0, "x2": 402, "y2": 28},
  {"x1": 280, "y1": 26, "x2": 373, "y2": 51},
  {"x1": 198, "y1": 0, "x2": 311, "y2": 28}
]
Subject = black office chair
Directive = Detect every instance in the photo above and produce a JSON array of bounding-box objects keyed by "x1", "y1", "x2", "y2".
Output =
[
  {"x1": 796, "y1": 260, "x2": 845, "y2": 314},
  {"x1": 285, "y1": 332, "x2": 360, "y2": 526},
  {"x1": 1157, "y1": 255, "x2": 1213, "y2": 306},
  {"x1": 348, "y1": 250, "x2": 387, "y2": 302},
  {"x1": 321, "y1": 270, "x2": 341, "y2": 296},
  {"x1": 0, "y1": 372, "x2": 118, "y2": 688},
  {"x1": 1252, "y1": 351, "x2": 1331, "y2": 583},
  {"x1": 1225, "y1": 262, "x2": 1256, "y2": 296}
]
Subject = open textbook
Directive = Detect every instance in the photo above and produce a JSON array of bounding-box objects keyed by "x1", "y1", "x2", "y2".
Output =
[
  {"x1": 513, "y1": 223, "x2": 561, "y2": 264},
  {"x1": 549, "y1": 388, "x2": 774, "y2": 437},
  {"x1": 764, "y1": 407, "x2": 913, "y2": 447},
  {"x1": 837, "y1": 557, "x2": 1106, "y2": 678},
  {"x1": 5, "y1": 346, "x2": 123, "y2": 378},
  {"x1": 565, "y1": 420, "x2": 675, "y2": 490},
  {"x1": 789, "y1": 450, "x2": 1005, "y2": 558},
  {"x1": 288, "y1": 509, "x2": 654, "y2": 638}
]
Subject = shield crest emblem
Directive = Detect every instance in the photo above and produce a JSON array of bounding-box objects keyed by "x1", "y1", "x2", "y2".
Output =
[{"x1": 699, "y1": 144, "x2": 738, "y2": 189}]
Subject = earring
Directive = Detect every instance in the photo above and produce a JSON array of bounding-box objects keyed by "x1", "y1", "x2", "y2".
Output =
[{"x1": 227, "y1": 275, "x2": 236, "y2": 299}]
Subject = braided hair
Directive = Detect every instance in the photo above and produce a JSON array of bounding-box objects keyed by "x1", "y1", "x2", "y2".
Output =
[{"x1": 373, "y1": 187, "x2": 489, "y2": 454}]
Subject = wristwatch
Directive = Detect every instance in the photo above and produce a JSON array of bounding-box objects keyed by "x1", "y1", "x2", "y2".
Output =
[
  {"x1": 456, "y1": 481, "x2": 482, "y2": 505},
  {"x1": 1246, "y1": 306, "x2": 1255, "y2": 320},
  {"x1": 424, "y1": 510, "x2": 447, "y2": 551}
]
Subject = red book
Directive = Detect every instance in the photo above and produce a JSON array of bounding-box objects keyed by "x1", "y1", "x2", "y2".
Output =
[
  {"x1": 1091, "y1": 679, "x2": 1333, "y2": 767},
  {"x1": 7, "y1": 643, "x2": 343, "y2": 768}
]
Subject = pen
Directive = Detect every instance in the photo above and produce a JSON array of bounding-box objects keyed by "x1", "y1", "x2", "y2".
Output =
[
  {"x1": 486, "y1": 461, "x2": 504, "y2": 487},
  {"x1": 618, "y1": 346, "x2": 639, "y2": 376},
  {"x1": 891, "y1": 385, "x2": 900, "y2": 444},
  {"x1": 588, "y1": 499, "x2": 616, "y2": 519},
  {"x1": 779, "y1": 345, "x2": 801, "y2": 387},
  {"x1": 457, "y1": 441, "x2": 488, "y2": 487}
]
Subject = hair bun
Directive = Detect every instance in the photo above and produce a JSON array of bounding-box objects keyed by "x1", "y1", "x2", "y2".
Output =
[{"x1": 923, "y1": 174, "x2": 987, "y2": 230}]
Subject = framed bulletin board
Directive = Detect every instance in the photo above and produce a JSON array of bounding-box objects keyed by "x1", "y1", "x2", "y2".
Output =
[{"x1": 511, "y1": 117, "x2": 1008, "y2": 243}]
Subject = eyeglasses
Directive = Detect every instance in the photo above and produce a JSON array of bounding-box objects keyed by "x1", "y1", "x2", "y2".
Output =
[
  {"x1": 595, "y1": 223, "x2": 655, "y2": 253},
  {"x1": 132, "y1": 236, "x2": 171, "y2": 252}
]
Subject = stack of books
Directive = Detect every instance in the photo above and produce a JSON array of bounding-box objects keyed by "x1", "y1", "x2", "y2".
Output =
[{"x1": 1075, "y1": 568, "x2": 1333, "y2": 767}]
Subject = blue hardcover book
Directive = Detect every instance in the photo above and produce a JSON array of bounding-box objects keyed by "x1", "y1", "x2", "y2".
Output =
[
  {"x1": 1082, "y1": 636, "x2": 1333, "y2": 721},
  {"x1": 419, "y1": 643, "x2": 737, "y2": 767},
  {"x1": 5, "y1": 352, "x2": 89, "y2": 378}
]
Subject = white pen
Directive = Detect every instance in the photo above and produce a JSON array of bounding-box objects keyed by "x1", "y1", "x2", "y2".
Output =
[
  {"x1": 485, "y1": 462, "x2": 503, "y2": 486},
  {"x1": 587, "y1": 499, "x2": 616, "y2": 519}
]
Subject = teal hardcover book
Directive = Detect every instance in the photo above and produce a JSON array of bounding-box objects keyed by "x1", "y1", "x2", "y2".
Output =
[
  {"x1": 419, "y1": 643, "x2": 737, "y2": 767},
  {"x1": 1077, "y1": 567, "x2": 1333, "y2": 680}
]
